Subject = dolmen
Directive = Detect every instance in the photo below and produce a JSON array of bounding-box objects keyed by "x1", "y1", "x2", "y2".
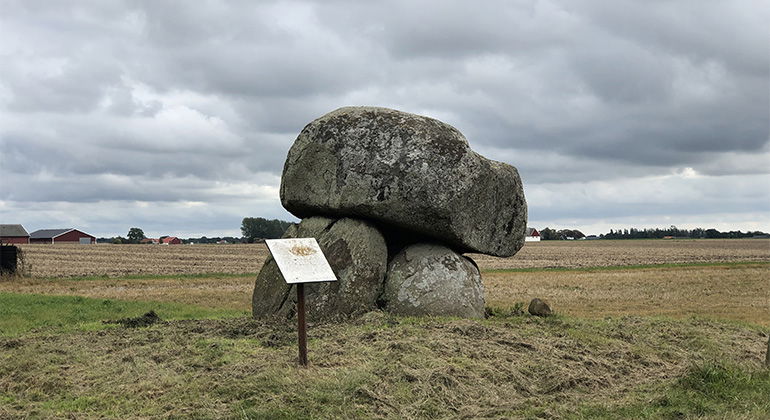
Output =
[{"x1": 253, "y1": 107, "x2": 527, "y2": 320}]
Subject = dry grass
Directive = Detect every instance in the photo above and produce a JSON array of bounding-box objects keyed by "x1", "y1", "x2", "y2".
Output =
[
  {"x1": 0, "y1": 274, "x2": 254, "y2": 310},
  {"x1": 485, "y1": 263, "x2": 770, "y2": 327},
  {"x1": 0, "y1": 313, "x2": 767, "y2": 419},
  {"x1": 5, "y1": 239, "x2": 769, "y2": 326},
  {"x1": 2, "y1": 263, "x2": 767, "y2": 327},
  {"x1": 470, "y1": 238, "x2": 770, "y2": 270}
]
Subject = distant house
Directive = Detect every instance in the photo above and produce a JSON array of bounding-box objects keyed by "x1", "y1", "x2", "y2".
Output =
[
  {"x1": 160, "y1": 236, "x2": 182, "y2": 245},
  {"x1": 140, "y1": 238, "x2": 160, "y2": 245},
  {"x1": 29, "y1": 228, "x2": 95, "y2": 244},
  {"x1": 0, "y1": 224, "x2": 30, "y2": 244},
  {"x1": 525, "y1": 227, "x2": 541, "y2": 242}
]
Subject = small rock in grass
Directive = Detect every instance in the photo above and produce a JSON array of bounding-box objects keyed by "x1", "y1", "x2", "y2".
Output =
[{"x1": 528, "y1": 298, "x2": 552, "y2": 317}]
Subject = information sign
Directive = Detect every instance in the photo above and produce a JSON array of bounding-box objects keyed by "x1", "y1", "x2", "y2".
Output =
[
  {"x1": 265, "y1": 238, "x2": 337, "y2": 284},
  {"x1": 264, "y1": 238, "x2": 337, "y2": 366}
]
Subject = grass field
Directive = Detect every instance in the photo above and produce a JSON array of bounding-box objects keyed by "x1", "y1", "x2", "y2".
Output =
[
  {"x1": 7, "y1": 239, "x2": 769, "y2": 326},
  {"x1": 2, "y1": 239, "x2": 769, "y2": 418},
  {"x1": 1, "y1": 307, "x2": 768, "y2": 419}
]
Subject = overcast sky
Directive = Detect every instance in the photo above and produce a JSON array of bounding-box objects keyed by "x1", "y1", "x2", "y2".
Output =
[{"x1": 1, "y1": 0, "x2": 768, "y2": 238}]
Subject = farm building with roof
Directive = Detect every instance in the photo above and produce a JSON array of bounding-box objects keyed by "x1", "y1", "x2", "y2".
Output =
[
  {"x1": 29, "y1": 228, "x2": 95, "y2": 244},
  {"x1": 525, "y1": 227, "x2": 541, "y2": 242},
  {"x1": 160, "y1": 236, "x2": 181, "y2": 245},
  {"x1": 0, "y1": 224, "x2": 30, "y2": 244}
]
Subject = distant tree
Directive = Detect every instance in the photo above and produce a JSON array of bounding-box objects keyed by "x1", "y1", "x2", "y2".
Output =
[
  {"x1": 561, "y1": 229, "x2": 585, "y2": 239},
  {"x1": 539, "y1": 227, "x2": 557, "y2": 240},
  {"x1": 127, "y1": 228, "x2": 146, "y2": 244},
  {"x1": 241, "y1": 217, "x2": 293, "y2": 242},
  {"x1": 112, "y1": 236, "x2": 127, "y2": 244}
]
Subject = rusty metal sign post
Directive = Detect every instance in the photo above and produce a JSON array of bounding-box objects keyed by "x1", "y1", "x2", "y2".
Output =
[{"x1": 265, "y1": 238, "x2": 336, "y2": 367}]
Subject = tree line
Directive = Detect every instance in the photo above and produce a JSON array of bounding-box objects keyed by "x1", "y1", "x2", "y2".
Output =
[
  {"x1": 97, "y1": 221, "x2": 770, "y2": 244},
  {"x1": 600, "y1": 226, "x2": 768, "y2": 240},
  {"x1": 97, "y1": 218, "x2": 295, "y2": 244},
  {"x1": 536, "y1": 226, "x2": 768, "y2": 240},
  {"x1": 538, "y1": 228, "x2": 585, "y2": 240}
]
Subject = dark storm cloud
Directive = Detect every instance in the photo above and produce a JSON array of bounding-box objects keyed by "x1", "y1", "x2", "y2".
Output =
[{"x1": 1, "y1": 0, "x2": 768, "y2": 235}]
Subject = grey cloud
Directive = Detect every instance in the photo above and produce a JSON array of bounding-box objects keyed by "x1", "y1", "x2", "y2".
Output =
[
  {"x1": 566, "y1": 0, "x2": 770, "y2": 77},
  {"x1": 1, "y1": 0, "x2": 768, "y2": 236}
]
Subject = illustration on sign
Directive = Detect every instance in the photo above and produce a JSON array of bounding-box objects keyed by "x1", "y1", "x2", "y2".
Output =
[{"x1": 265, "y1": 238, "x2": 337, "y2": 284}]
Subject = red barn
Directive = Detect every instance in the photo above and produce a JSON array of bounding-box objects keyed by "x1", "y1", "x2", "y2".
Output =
[
  {"x1": 29, "y1": 228, "x2": 96, "y2": 244},
  {"x1": 0, "y1": 224, "x2": 30, "y2": 244},
  {"x1": 160, "y1": 236, "x2": 181, "y2": 245}
]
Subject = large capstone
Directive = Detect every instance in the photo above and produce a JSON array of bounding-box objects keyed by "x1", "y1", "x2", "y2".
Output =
[
  {"x1": 381, "y1": 243, "x2": 485, "y2": 318},
  {"x1": 251, "y1": 216, "x2": 388, "y2": 320},
  {"x1": 280, "y1": 106, "x2": 527, "y2": 257}
]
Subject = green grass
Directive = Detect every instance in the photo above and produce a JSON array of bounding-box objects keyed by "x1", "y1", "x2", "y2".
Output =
[
  {"x1": 0, "y1": 292, "x2": 247, "y2": 337},
  {"x1": 2, "y1": 292, "x2": 769, "y2": 419},
  {"x1": 570, "y1": 362, "x2": 770, "y2": 419},
  {"x1": 3, "y1": 311, "x2": 768, "y2": 419},
  {"x1": 483, "y1": 260, "x2": 770, "y2": 274}
]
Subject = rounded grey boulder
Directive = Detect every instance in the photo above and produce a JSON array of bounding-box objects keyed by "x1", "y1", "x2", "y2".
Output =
[
  {"x1": 280, "y1": 106, "x2": 527, "y2": 257},
  {"x1": 381, "y1": 243, "x2": 485, "y2": 318},
  {"x1": 252, "y1": 216, "x2": 388, "y2": 320},
  {"x1": 528, "y1": 298, "x2": 552, "y2": 317}
]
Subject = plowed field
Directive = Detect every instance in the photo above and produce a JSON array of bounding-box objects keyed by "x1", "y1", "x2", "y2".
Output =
[
  {"x1": 470, "y1": 238, "x2": 770, "y2": 269},
  {"x1": 18, "y1": 244, "x2": 269, "y2": 277},
  {"x1": 16, "y1": 239, "x2": 769, "y2": 277}
]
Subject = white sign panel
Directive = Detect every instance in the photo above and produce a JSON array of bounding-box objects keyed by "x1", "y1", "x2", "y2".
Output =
[{"x1": 265, "y1": 238, "x2": 337, "y2": 284}]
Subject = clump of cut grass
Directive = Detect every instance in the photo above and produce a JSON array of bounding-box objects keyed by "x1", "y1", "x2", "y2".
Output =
[
  {"x1": 484, "y1": 301, "x2": 526, "y2": 318},
  {"x1": 103, "y1": 310, "x2": 162, "y2": 328}
]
